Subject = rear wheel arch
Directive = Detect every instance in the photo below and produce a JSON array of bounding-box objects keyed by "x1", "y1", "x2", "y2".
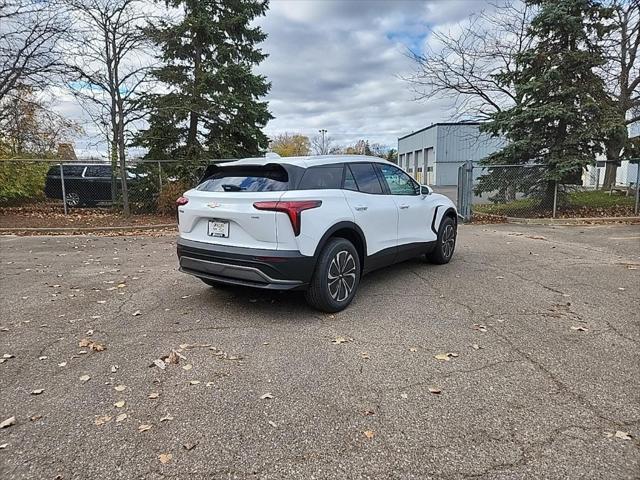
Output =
[{"x1": 313, "y1": 222, "x2": 367, "y2": 273}]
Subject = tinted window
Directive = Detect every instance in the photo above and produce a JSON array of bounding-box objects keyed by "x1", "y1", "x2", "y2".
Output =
[
  {"x1": 62, "y1": 165, "x2": 86, "y2": 177},
  {"x1": 197, "y1": 165, "x2": 288, "y2": 192},
  {"x1": 348, "y1": 163, "x2": 383, "y2": 194},
  {"x1": 298, "y1": 165, "x2": 343, "y2": 190},
  {"x1": 378, "y1": 164, "x2": 419, "y2": 195},
  {"x1": 85, "y1": 166, "x2": 112, "y2": 177},
  {"x1": 343, "y1": 166, "x2": 358, "y2": 191}
]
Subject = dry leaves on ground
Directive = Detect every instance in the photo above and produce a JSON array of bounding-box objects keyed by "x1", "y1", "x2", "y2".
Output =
[
  {"x1": 0, "y1": 417, "x2": 16, "y2": 429},
  {"x1": 79, "y1": 375, "x2": 91, "y2": 383},
  {"x1": 78, "y1": 338, "x2": 106, "y2": 352},
  {"x1": 159, "y1": 453, "x2": 172, "y2": 464},
  {"x1": 138, "y1": 424, "x2": 152, "y2": 433},
  {"x1": 363, "y1": 430, "x2": 375, "y2": 439},
  {"x1": 95, "y1": 415, "x2": 112, "y2": 426},
  {"x1": 570, "y1": 326, "x2": 588, "y2": 332},
  {"x1": 260, "y1": 393, "x2": 274, "y2": 400},
  {"x1": 148, "y1": 392, "x2": 160, "y2": 399},
  {"x1": 31, "y1": 389, "x2": 44, "y2": 395},
  {"x1": 428, "y1": 387, "x2": 442, "y2": 395},
  {"x1": 434, "y1": 352, "x2": 459, "y2": 361},
  {"x1": 332, "y1": 337, "x2": 351, "y2": 344},
  {"x1": 114, "y1": 400, "x2": 125, "y2": 408},
  {"x1": 114, "y1": 385, "x2": 126, "y2": 392}
]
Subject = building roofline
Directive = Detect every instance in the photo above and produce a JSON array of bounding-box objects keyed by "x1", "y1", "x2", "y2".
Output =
[{"x1": 397, "y1": 122, "x2": 481, "y2": 141}]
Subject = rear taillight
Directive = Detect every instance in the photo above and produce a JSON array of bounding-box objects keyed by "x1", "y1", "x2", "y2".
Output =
[
  {"x1": 253, "y1": 200, "x2": 322, "y2": 236},
  {"x1": 176, "y1": 196, "x2": 189, "y2": 206}
]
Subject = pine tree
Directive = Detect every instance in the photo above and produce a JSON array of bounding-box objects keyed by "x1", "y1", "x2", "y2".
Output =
[
  {"x1": 477, "y1": 0, "x2": 614, "y2": 206},
  {"x1": 136, "y1": 0, "x2": 272, "y2": 164}
]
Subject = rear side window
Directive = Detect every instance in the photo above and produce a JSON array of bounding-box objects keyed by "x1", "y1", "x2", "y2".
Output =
[
  {"x1": 298, "y1": 165, "x2": 343, "y2": 190},
  {"x1": 197, "y1": 165, "x2": 289, "y2": 192},
  {"x1": 85, "y1": 166, "x2": 111, "y2": 177},
  {"x1": 47, "y1": 165, "x2": 86, "y2": 177},
  {"x1": 348, "y1": 163, "x2": 383, "y2": 194},
  {"x1": 343, "y1": 167, "x2": 358, "y2": 191}
]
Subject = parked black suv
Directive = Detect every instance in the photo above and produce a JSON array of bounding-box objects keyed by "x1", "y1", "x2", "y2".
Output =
[{"x1": 45, "y1": 163, "x2": 135, "y2": 207}]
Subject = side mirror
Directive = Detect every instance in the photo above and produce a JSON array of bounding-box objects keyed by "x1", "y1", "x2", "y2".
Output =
[{"x1": 421, "y1": 185, "x2": 433, "y2": 196}]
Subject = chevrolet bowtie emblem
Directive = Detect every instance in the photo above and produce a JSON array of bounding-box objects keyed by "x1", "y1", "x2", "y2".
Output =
[{"x1": 206, "y1": 202, "x2": 221, "y2": 208}]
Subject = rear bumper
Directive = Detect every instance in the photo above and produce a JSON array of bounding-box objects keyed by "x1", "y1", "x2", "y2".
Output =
[{"x1": 176, "y1": 238, "x2": 315, "y2": 290}]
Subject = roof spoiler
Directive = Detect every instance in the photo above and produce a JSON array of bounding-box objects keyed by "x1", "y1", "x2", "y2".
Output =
[{"x1": 199, "y1": 164, "x2": 220, "y2": 184}]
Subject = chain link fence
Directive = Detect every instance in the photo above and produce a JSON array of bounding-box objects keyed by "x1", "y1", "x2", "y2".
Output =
[
  {"x1": 457, "y1": 161, "x2": 640, "y2": 221},
  {"x1": 0, "y1": 158, "x2": 225, "y2": 230}
]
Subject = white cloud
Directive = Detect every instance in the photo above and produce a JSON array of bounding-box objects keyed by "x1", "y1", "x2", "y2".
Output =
[{"x1": 50, "y1": 0, "x2": 494, "y2": 156}]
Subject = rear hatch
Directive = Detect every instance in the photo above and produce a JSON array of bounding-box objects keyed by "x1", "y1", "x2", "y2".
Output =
[{"x1": 178, "y1": 164, "x2": 291, "y2": 250}]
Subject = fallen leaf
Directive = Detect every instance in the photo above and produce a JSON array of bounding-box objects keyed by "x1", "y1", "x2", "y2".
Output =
[
  {"x1": 614, "y1": 431, "x2": 632, "y2": 440},
  {"x1": 570, "y1": 326, "x2": 588, "y2": 332},
  {"x1": 332, "y1": 337, "x2": 350, "y2": 344},
  {"x1": 0, "y1": 443, "x2": 7, "y2": 449},
  {"x1": 94, "y1": 415, "x2": 112, "y2": 426},
  {"x1": 363, "y1": 430, "x2": 375, "y2": 439},
  {"x1": 362, "y1": 409, "x2": 375, "y2": 416},
  {"x1": 38, "y1": 356, "x2": 48, "y2": 360},
  {"x1": 97, "y1": 300, "x2": 106, "y2": 304},
  {"x1": 409, "y1": 347, "x2": 418, "y2": 352},
  {"x1": 138, "y1": 424, "x2": 152, "y2": 432},
  {"x1": 167, "y1": 350, "x2": 179, "y2": 364},
  {"x1": 114, "y1": 385, "x2": 126, "y2": 392},
  {"x1": 260, "y1": 393, "x2": 273, "y2": 400},
  {"x1": 400, "y1": 393, "x2": 408, "y2": 399},
  {"x1": 153, "y1": 359, "x2": 166, "y2": 370},
  {"x1": 434, "y1": 353, "x2": 451, "y2": 361},
  {"x1": 78, "y1": 338, "x2": 106, "y2": 352},
  {"x1": 428, "y1": 387, "x2": 442, "y2": 395},
  {"x1": 111, "y1": 365, "x2": 118, "y2": 373},
  {"x1": 160, "y1": 414, "x2": 173, "y2": 422},
  {"x1": 189, "y1": 380, "x2": 201, "y2": 385},
  {"x1": 158, "y1": 453, "x2": 172, "y2": 464},
  {"x1": 79, "y1": 375, "x2": 91, "y2": 383},
  {"x1": 31, "y1": 389, "x2": 44, "y2": 395},
  {"x1": 183, "y1": 442, "x2": 197, "y2": 450},
  {"x1": 3, "y1": 354, "x2": 14, "y2": 359},
  {"x1": 0, "y1": 417, "x2": 16, "y2": 429},
  {"x1": 148, "y1": 392, "x2": 160, "y2": 399},
  {"x1": 182, "y1": 364, "x2": 193, "y2": 371},
  {"x1": 206, "y1": 382, "x2": 214, "y2": 387},
  {"x1": 58, "y1": 362, "x2": 67, "y2": 367},
  {"x1": 132, "y1": 310, "x2": 142, "y2": 316},
  {"x1": 268, "y1": 420, "x2": 277, "y2": 428},
  {"x1": 471, "y1": 344, "x2": 481, "y2": 350},
  {"x1": 114, "y1": 400, "x2": 125, "y2": 408},
  {"x1": 360, "y1": 352, "x2": 370, "y2": 360},
  {"x1": 115, "y1": 413, "x2": 127, "y2": 422}
]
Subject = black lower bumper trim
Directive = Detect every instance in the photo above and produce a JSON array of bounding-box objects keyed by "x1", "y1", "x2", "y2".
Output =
[{"x1": 176, "y1": 238, "x2": 315, "y2": 290}]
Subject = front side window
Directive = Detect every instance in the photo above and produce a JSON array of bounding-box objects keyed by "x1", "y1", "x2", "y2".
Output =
[
  {"x1": 348, "y1": 163, "x2": 383, "y2": 194},
  {"x1": 298, "y1": 165, "x2": 343, "y2": 190},
  {"x1": 197, "y1": 165, "x2": 289, "y2": 192},
  {"x1": 378, "y1": 164, "x2": 419, "y2": 195},
  {"x1": 85, "y1": 166, "x2": 111, "y2": 177}
]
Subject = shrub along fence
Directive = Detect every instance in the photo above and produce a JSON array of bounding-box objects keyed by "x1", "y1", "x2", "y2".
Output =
[
  {"x1": 457, "y1": 161, "x2": 640, "y2": 221},
  {"x1": 0, "y1": 158, "x2": 225, "y2": 230}
]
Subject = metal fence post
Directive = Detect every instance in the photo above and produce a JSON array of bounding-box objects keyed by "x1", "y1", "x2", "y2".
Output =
[
  {"x1": 552, "y1": 180, "x2": 558, "y2": 218},
  {"x1": 158, "y1": 161, "x2": 163, "y2": 192},
  {"x1": 634, "y1": 159, "x2": 639, "y2": 216},
  {"x1": 59, "y1": 162, "x2": 68, "y2": 215},
  {"x1": 465, "y1": 160, "x2": 474, "y2": 221}
]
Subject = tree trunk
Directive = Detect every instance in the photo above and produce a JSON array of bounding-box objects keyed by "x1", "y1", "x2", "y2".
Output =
[{"x1": 601, "y1": 139, "x2": 623, "y2": 190}]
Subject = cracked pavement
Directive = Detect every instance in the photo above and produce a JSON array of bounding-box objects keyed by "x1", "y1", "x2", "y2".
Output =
[{"x1": 0, "y1": 224, "x2": 639, "y2": 479}]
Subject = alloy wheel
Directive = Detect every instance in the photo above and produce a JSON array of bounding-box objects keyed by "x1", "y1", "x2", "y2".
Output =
[
  {"x1": 327, "y1": 250, "x2": 357, "y2": 302},
  {"x1": 441, "y1": 224, "x2": 455, "y2": 259},
  {"x1": 65, "y1": 192, "x2": 80, "y2": 207}
]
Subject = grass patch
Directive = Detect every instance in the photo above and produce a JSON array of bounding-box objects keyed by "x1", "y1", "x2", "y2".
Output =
[{"x1": 475, "y1": 190, "x2": 636, "y2": 218}]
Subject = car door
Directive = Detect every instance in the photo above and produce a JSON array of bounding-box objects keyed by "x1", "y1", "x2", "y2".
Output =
[
  {"x1": 376, "y1": 163, "x2": 437, "y2": 246},
  {"x1": 342, "y1": 162, "x2": 398, "y2": 261}
]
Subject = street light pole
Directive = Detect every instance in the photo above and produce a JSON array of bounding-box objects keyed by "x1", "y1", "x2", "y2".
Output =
[{"x1": 319, "y1": 129, "x2": 327, "y2": 155}]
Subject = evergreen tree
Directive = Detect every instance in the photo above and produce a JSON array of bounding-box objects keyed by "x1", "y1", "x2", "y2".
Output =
[
  {"x1": 477, "y1": 0, "x2": 614, "y2": 206},
  {"x1": 137, "y1": 0, "x2": 272, "y2": 164}
]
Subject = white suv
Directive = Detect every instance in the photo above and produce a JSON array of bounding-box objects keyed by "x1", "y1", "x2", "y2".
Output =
[{"x1": 176, "y1": 155, "x2": 458, "y2": 312}]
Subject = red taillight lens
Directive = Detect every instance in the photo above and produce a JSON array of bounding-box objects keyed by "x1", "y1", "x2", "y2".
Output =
[
  {"x1": 176, "y1": 196, "x2": 189, "y2": 206},
  {"x1": 253, "y1": 200, "x2": 322, "y2": 236}
]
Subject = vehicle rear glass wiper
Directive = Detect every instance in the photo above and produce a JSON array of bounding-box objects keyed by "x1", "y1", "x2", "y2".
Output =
[{"x1": 221, "y1": 184, "x2": 244, "y2": 191}]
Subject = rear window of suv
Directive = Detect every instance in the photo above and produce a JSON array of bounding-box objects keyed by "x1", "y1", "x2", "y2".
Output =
[
  {"x1": 197, "y1": 165, "x2": 289, "y2": 192},
  {"x1": 298, "y1": 165, "x2": 344, "y2": 190}
]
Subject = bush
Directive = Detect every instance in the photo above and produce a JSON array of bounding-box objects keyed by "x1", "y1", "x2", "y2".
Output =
[
  {"x1": 0, "y1": 160, "x2": 49, "y2": 204},
  {"x1": 156, "y1": 180, "x2": 190, "y2": 216}
]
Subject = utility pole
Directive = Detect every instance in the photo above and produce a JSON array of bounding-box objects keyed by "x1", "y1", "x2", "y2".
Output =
[{"x1": 319, "y1": 129, "x2": 327, "y2": 155}]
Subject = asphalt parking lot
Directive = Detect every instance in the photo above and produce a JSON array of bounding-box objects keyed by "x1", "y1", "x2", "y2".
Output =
[{"x1": 1, "y1": 224, "x2": 639, "y2": 479}]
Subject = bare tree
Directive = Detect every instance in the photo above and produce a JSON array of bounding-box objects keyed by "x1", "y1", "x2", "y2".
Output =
[
  {"x1": 599, "y1": 0, "x2": 640, "y2": 189},
  {"x1": 311, "y1": 133, "x2": 335, "y2": 155},
  {"x1": 63, "y1": 0, "x2": 152, "y2": 215},
  {"x1": 0, "y1": 0, "x2": 68, "y2": 106},
  {"x1": 406, "y1": 1, "x2": 536, "y2": 120}
]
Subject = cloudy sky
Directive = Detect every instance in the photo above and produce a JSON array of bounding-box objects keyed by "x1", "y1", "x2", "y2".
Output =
[{"x1": 56, "y1": 0, "x2": 495, "y2": 157}]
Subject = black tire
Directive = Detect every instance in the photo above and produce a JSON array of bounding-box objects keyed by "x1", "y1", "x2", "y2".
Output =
[
  {"x1": 305, "y1": 238, "x2": 361, "y2": 313},
  {"x1": 64, "y1": 192, "x2": 81, "y2": 208},
  {"x1": 426, "y1": 215, "x2": 457, "y2": 264}
]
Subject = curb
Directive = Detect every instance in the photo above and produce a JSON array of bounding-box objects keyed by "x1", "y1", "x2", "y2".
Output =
[
  {"x1": 502, "y1": 216, "x2": 640, "y2": 225},
  {"x1": 0, "y1": 223, "x2": 177, "y2": 233}
]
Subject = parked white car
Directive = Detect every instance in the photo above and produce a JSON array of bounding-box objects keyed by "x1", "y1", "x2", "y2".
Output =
[{"x1": 176, "y1": 155, "x2": 458, "y2": 312}]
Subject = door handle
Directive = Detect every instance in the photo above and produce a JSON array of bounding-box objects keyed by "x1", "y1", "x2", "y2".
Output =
[
  {"x1": 354, "y1": 205, "x2": 368, "y2": 211},
  {"x1": 399, "y1": 204, "x2": 410, "y2": 209}
]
